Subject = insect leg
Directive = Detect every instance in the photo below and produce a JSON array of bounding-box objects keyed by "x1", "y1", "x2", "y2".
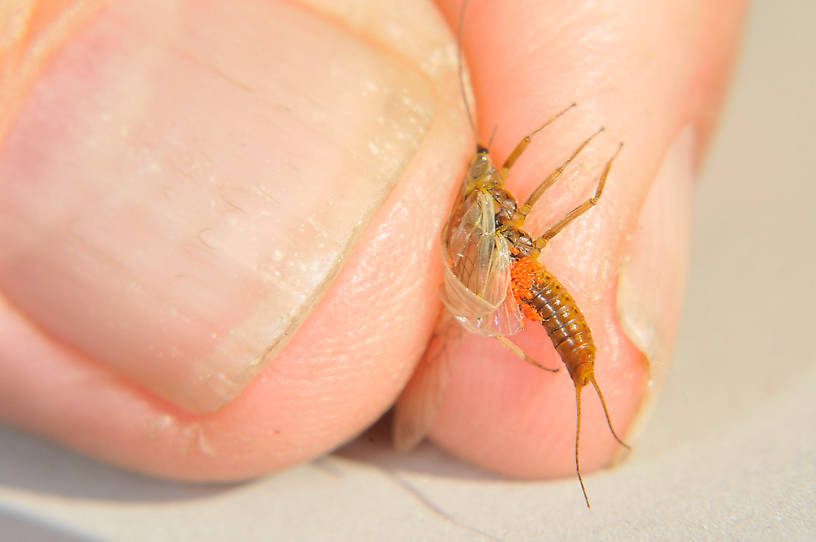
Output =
[
  {"x1": 534, "y1": 142, "x2": 624, "y2": 248},
  {"x1": 494, "y1": 336, "x2": 559, "y2": 373},
  {"x1": 500, "y1": 103, "x2": 577, "y2": 173},
  {"x1": 518, "y1": 127, "x2": 605, "y2": 218}
]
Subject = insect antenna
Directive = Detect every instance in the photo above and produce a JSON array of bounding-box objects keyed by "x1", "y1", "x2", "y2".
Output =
[
  {"x1": 456, "y1": 0, "x2": 479, "y2": 147},
  {"x1": 486, "y1": 123, "x2": 498, "y2": 150}
]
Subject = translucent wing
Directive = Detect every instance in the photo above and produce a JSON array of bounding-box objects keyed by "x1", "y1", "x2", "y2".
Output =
[
  {"x1": 394, "y1": 264, "x2": 524, "y2": 450},
  {"x1": 441, "y1": 190, "x2": 524, "y2": 336},
  {"x1": 393, "y1": 313, "x2": 460, "y2": 451},
  {"x1": 445, "y1": 191, "x2": 505, "y2": 304}
]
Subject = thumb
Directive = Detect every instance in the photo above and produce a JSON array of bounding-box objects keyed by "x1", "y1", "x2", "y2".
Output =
[{"x1": 0, "y1": 0, "x2": 466, "y2": 479}]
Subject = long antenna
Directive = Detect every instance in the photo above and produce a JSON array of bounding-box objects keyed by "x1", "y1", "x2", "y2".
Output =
[{"x1": 457, "y1": 0, "x2": 479, "y2": 146}]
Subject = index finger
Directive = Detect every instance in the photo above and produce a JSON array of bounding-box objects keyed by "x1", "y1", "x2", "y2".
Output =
[{"x1": 402, "y1": 0, "x2": 745, "y2": 481}]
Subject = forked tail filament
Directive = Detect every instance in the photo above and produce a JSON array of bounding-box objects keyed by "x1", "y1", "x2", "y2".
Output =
[{"x1": 575, "y1": 378, "x2": 631, "y2": 509}]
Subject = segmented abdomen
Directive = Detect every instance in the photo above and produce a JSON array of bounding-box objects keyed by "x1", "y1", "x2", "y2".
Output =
[{"x1": 520, "y1": 265, "x2": 596, "y2": 376}]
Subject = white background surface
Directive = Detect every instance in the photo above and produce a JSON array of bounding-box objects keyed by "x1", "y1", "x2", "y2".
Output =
[{"x1": 1, "y1": 2, "x2": 814, "y2": 540}]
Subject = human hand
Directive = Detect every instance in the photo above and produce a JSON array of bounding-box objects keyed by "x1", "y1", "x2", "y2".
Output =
[{"x1": 0, "y1": 0, "x2": 743, "y2": 480}]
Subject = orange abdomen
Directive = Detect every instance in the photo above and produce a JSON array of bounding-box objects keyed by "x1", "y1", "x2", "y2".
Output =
[{"x1": 513, "y1": 258, "x2": 596, "y2": 378}]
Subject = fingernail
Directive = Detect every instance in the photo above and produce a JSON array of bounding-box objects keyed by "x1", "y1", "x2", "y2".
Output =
[
  {"x1": 616, "y1": 126, "x2": 695, "y2": 435},
  {"x1": 0, "y1": 1, "x2": 433, "y2": 412}
]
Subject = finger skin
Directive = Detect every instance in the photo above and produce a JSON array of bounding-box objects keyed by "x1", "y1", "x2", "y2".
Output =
[
  {"x1": 0, "y1": 0, "x2": 468, "y2": 479},
  {"x1": 422, "y1": 0, "x2": 745, "y2": 478},
  {"x1": 0, "y1": 0, "x2": 744, "y2": 482}
]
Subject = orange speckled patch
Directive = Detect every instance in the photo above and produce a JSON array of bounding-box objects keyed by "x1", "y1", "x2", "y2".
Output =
[{"x1": 510, "y1": 257, "x2": 542, "y2": 322}]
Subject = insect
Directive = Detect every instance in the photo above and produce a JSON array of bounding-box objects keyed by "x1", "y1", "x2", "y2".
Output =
[{"x1": 393, "y1": 0, "x2": 629, "y2": 508}]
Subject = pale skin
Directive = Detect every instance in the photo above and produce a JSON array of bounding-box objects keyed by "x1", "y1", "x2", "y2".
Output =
[{"x1": 0, "y1": 0, "x2": 744, "y2": 480}]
